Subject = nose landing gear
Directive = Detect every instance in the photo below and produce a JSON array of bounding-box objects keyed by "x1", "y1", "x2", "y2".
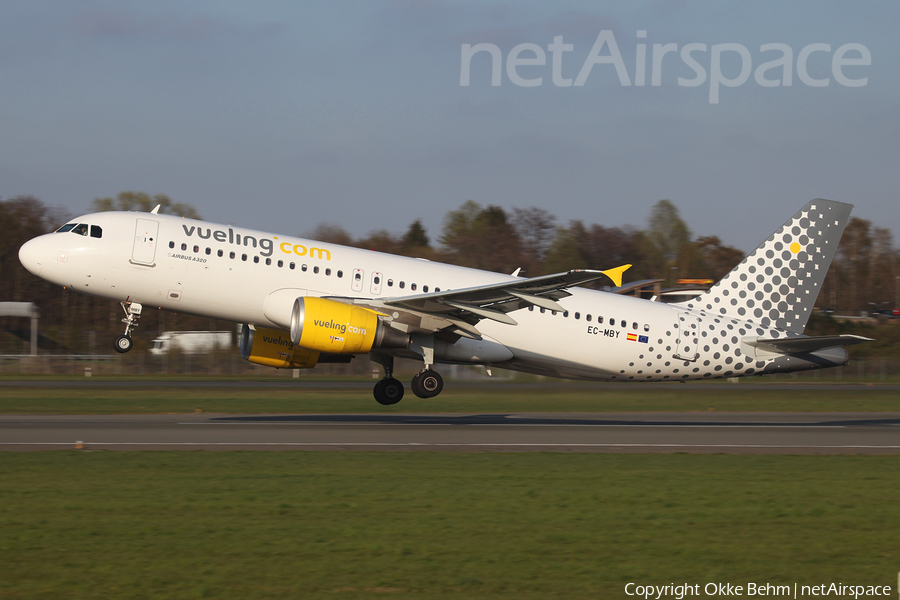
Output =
[
  {"x1": 114, "y1": 334, "x2": 133, "y2": 353},
  {"x1": 114, "y1": 301, "x2": 142, "y2": 354}
]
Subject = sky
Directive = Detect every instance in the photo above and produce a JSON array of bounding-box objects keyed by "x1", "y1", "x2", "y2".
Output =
[{"x1": 1, "y1": 0, "x2": 897, "y2": 254}]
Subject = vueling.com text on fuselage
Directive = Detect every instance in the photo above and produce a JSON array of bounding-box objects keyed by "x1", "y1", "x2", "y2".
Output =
[{"x1": 181, "y1": 224, "x2": 332, "y2": 260}]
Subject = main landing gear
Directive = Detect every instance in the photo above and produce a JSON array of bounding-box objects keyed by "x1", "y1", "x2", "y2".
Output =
[
  {"x1": 411, "y1": 369, "x2": 443, "y2": 399},
  {"x1": 371, "y1": 354, "x2": 404, "y2": 406},
  {"x1": 370, "y1": 353, "x2": 445, "y2": 405},
  {"x1": 114, "y1": 301, "x2": 143, "y2": 354},
  {"x1": 373, "y1": 377, "x2": 404, "y2": 406}
]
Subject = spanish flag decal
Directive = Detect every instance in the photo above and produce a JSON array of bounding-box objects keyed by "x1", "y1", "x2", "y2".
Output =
[{"x1": 627, "y1": 333, "x2": 638, "y2": 342}]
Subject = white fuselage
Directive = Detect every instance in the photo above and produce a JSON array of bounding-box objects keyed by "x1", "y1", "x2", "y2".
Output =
[{"x1": 18, "y1": 211, "x2": 846, "y2": 381}]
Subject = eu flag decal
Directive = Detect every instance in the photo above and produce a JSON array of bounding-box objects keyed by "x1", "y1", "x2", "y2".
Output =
[{"x1": 638, "y1": 335, "x2": 649, "y2": 343}]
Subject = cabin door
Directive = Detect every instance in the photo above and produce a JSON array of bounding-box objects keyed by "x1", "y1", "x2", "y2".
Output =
[{"x1": 131, "y1": 219, "x2": 159, "y2": 266}]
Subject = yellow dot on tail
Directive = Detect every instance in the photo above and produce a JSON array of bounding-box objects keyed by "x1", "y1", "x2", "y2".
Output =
[{"x1": 790, "y1": 242, "x2": 801, "y2": 253}]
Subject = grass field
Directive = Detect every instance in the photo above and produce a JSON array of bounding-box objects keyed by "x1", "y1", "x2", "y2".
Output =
[
  {"x1": 1, "y1": 381, "x2": 897, "y2": 599},
  {"x1": 0, "y1": 379, "x2": 898, "y2": 413},
  {"x1": 1, "y1": 452, "x2": 898, "y2": 599}
]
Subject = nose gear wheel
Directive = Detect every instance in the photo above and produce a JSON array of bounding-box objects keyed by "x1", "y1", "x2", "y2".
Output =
[{"x1": 114, "y1": 301, "x2": 142, "y2": 353}]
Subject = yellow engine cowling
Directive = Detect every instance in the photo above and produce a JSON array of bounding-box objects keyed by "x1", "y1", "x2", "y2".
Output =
[
  {"x1": 290, "y1": 297, "x2": 382, "y2": 354},
  {"x1": 240, "y1": 326, "x2": 319, "y2": 369}
]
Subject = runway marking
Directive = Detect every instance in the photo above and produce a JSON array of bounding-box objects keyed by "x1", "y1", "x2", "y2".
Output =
[
  {"x1": 3, "y1": 442, "x2": 900, "y2": 449},
  {"x1": 177, "y1": 422, "x2": 847, "y2": 429}
]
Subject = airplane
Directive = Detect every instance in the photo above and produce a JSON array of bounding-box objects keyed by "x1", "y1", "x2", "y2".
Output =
[{"x1": 17, "y1": 198, "x2": 871, "y2": 405}]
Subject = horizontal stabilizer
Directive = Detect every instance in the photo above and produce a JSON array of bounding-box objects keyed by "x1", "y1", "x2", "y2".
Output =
[{"x1": 744, "y1": 334, "x2": 873, "y2": 355}]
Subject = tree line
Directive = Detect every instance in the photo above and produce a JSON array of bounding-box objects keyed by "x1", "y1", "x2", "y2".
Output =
[{"x1": 1, "y1": 192, "x2": 897, "y2": 353}]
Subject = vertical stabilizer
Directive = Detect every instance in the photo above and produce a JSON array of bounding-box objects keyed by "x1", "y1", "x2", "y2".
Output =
[{"x1": 681, "y1": 199, "x2": 853, "y2": 333}]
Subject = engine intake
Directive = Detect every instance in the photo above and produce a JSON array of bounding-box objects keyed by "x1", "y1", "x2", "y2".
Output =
[{"x1": 291, "y1": 297, "x2": 408, "y2": 354}]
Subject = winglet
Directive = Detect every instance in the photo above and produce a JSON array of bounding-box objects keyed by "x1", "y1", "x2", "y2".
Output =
[
  {"x1": 150, "y1": 204, "x2": 161, "y2": 215},
  {"x1": 601, "y1": 264, "x2": 631, "y2": 288}
]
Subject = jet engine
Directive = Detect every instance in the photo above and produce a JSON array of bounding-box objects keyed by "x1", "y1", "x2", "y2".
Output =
[
  {"x1": 240, "y1": 326, "x2": 320, "y2": 369},
  {"x1": 290, "y1": 297, "x2": 408, "y2": 354}
]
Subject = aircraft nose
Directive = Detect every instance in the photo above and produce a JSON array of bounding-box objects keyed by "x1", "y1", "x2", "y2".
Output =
[{"x1": 18, "y1": 237, "x2": 44, "y2": 276}]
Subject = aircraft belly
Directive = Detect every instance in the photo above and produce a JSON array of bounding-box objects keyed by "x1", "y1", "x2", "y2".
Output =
[
  {"x1": 434, "y1": 335, "x2": 513, "y2": 363},
  {"x1": 479, "y1": 319, "x2": 624, "y2": 380}
]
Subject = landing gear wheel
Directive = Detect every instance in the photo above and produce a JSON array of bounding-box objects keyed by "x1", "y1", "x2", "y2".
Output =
[
  {"x1": 373, "y1": 378, "x2": 404, "y2": 406},
  {"x1": 116, "y1": 301, "x2": 142, "y2": 353},
  {"x1": 411, "y1": 370, "x2": 443, "y2": 399},
  {"x1": 114, "y1": 335, "x2": 133, "y2": 354}
]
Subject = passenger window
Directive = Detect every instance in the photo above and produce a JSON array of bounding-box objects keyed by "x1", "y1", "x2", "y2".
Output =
[
  {"x1": 435, "y1": 287, "x2": 440, "y2": 292},
  {"x1": 355, "y1": 272, "x2": 362, "y2": 281},
  {"x1": 587, "y1": 314, "x2": 592, "y2": 322},
  {"x1": 374, "y1": 276, "x2": 381, "y2": 284},
  {"x1": 325, "y1": 268, "x2": 331, "y2": 276},
  {"x1": 277, "y1": 260, "x2": 283, "y2": 267},
  {"x1": 56, "y1": 224, "x2": 76, "y2": 233},
  {"x1": 90, "y1": 225, "x2": 102, "y2": 238},
  {"x1": 411, "y1": 283, "x2": 417, "y2": 291},
  {"x1": 253, "y1": 256, "x2": 259, "y2": 263},
  {"x1": 563, "y1": 311, "x2": 568, "y2": 317},
  {"x1": 218, "y1": 250, "x2": 223, "y2": 257},
  {"x1": 301, "y1": 264, "x2": 308, "y2": 272},
  {"x1": 387, "y1": 279, "x2": 393, "y2": 287},
  {"x1": 266, "y1": 258, "x2": 272, "y2": 266},
  {"x1": 205, "y1": 248, "x2": 211, "y2": 255},
  {"x1": 644, "y1": 324, "x2": 650, "y2": 332},
  {"x1": 242, "y1": 254, "x2": 247, "y2": 261},
  {"x1": 230, "y1": 251, "x2": 235, "y2": 259},
  {"x1": 193, "y1": 245, "x2": 199, "y2": 253},
  {"x1": 598, "y1": 316, "x2": 604, "y2": 324},
  {"x1": 540, "y1": 308, "x2": 545, "y2": 314},
  {"x1": 337, "y1": 270, "x2": 343, "y2": 278},
  {"x1": 574, "y1": 312, "x2": 580, "y2": 319},
  {"x1": 621, "y1": 320, "x2": 627, "y2": 328},
  {"x1": 181, "y1": 243, "x2": 187, "y2": 251},
  {"x1": 169, "y1": 241, "x2": 175, "y2": 249},
  {"x1": 423, "y1": 285, "x2": 429, "y2": 293},
  {"x1": 610, "y1": 318, "x2": 615, "y2": 326},
  {"x1": 529, "y1": 306, "x2": 534, "y2": 312},
  {"x1": 399, "y1": 281, "x2": 405, "y2": 289},
  {"x1": 313, "y1": 266, "x2": 319, "y2": 274},
  {"x1": 290, "y1": 262, "x2": 295, "y2": 270}
]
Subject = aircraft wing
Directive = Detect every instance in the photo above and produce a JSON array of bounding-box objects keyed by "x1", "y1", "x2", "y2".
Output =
[{"x1": 342, "y1": 266, "x2": 630, "y2": 340}]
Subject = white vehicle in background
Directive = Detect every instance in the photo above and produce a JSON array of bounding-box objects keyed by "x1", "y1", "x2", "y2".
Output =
[{"x1": 149, "y1": 331, "x2": 232, "y2": 356}]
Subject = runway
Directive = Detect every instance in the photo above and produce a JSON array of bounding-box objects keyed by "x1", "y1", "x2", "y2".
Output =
[{"x1": 2, "y1": 412, "x2": 900, "y2": 454}]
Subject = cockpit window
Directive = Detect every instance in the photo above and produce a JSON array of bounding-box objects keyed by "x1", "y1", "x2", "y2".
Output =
[
  {"x1": 90, "y1": 225, "x2": 102, "y2": 239},
  {"x1": 56, "y1": 223, "x2": 76, "y2": 233},
  {"x1": 71, "y1": 224, "x2": 89, "y2": 236}
]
